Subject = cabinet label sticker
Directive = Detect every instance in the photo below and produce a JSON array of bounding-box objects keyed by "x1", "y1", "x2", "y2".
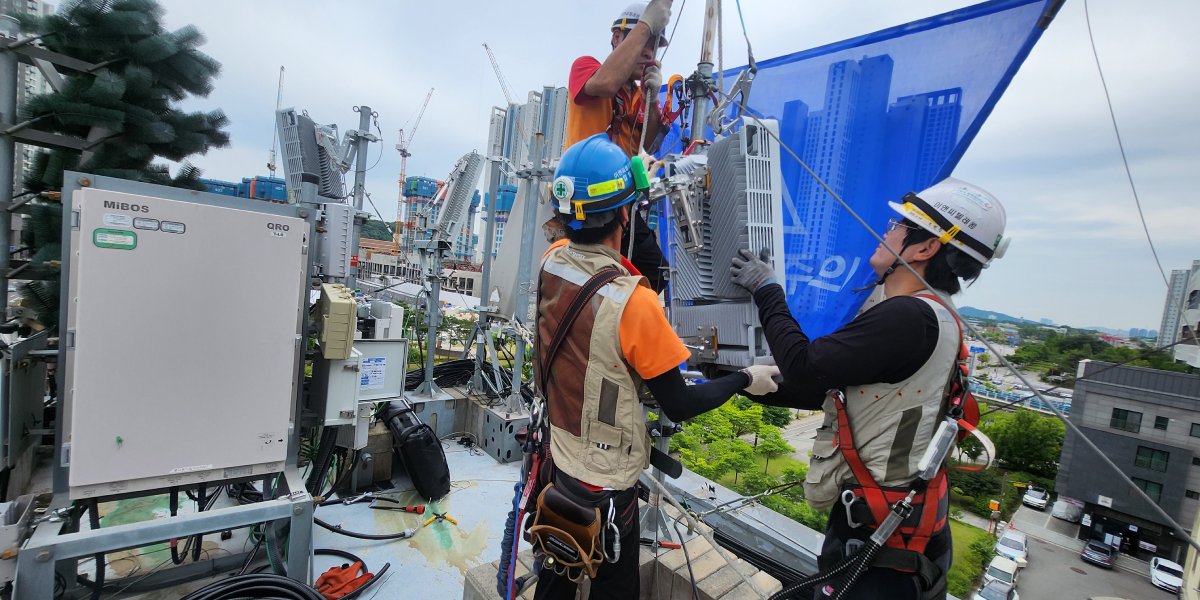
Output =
[{"x1": 93, "y1": 228, "x2": 137, "y2": 250}]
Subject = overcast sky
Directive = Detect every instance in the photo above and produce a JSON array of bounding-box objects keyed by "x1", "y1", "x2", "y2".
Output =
[{"x1": 154, "y1": 0, "x2": 1198, "y2": 333}]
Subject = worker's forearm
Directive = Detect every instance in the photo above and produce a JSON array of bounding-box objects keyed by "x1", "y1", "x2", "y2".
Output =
[
  {"x1": 745, "y1": 380, "x2": 826, "y2": 410},
  {"x1": 584, "y1": 24, "x2": 654, "y2": 98},
  {"x1": 753, "y1": 283, "x2": 812, "y2": 381},
  {"x1": 644, "y1": 368, "x2": 748, "y2": 422}
]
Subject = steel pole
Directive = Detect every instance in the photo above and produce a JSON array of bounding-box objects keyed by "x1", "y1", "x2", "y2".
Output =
[
  {"x1": 0, "y1": 17, "x2": 21, "y2": 313},
  {"x1": 688, "y1": 0, "x2": 720, "y2": 141},
  {"x1": 472, "y1": 158, "x2": 501, "y2": 390},
  {"x1": 348, "y1": 104, "x2": 371, "y2": 289},
  {"x1": 507, "y1": 133, "x2": 545, "y2": 410}
]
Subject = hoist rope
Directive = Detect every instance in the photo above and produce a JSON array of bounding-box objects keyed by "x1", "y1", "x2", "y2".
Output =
[{"x1": 1083, "y1": 0, "x2": 1168, "y2": 288}]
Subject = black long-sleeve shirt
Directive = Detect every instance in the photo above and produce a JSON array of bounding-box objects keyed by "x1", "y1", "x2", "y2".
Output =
[
  {"x1": 622, "y1": 210, "x2": 668, "y2": 294},
  {"x1": 750, "y1": 283, "x2": 940, "y2": 409},
  {"x1": 645, "y1": 370, "x2": 749, "y2": 422}
]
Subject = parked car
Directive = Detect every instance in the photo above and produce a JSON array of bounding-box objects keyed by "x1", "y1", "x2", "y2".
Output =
[
  {"x1": 1022, "y1": 486, "x2": 1049, "y2": 510},
  {"x1": 973, "y1": 580, "x2": 1019, "y2": 600},
  {"x1": 1149, "y1": 557, "x2": 1184, "y2": 593},
  {"x1": 983, "y1": 555, "x2": 1022, "y2": 588},
  {"x1": 994, "y1": 530, "x2": 1029, "y2": 563},
  {"x1": 1051, "y1": 499, "x2": 1083, "y2": 523},
  {"x1": 1080, "y1": 540, "x2": 1116, "y2": 569}
]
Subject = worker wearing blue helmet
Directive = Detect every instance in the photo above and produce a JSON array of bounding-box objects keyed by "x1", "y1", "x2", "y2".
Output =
[{"x1": 527, "y1": 134, "x2": 779, "y2": 599}]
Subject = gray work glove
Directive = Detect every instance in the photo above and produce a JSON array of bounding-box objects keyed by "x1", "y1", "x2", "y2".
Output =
[
  {"x1": 642, "y1": 64, "x2": 663, "y2": 97},
  {"x1": 730, "y1": 248, "x2": 778, "y2": 293},
  {"x1": 640, "y1": 0, "x2": 673, "y2": 37},
  {"x1": 741, "y1": 364, "x2": 780, "y2": 395}
]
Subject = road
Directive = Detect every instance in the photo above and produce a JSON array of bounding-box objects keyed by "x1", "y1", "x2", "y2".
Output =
[
  {"x1": 1001, "y1": 506, "x2": 1169, "y2": 600},
  {"x1": 780, "y1": 412, "x2": 823, "y2": 464}
]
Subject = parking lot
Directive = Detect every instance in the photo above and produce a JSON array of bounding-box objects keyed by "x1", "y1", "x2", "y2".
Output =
[{"x1": 1005, "y1": 506, "x2": 1175, "y2": 599}]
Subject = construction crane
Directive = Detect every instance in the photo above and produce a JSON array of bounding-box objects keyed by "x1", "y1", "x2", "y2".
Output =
[
  {"x1": 482, "y1": 43, "x2": 516, "y2": 106},
  {"x1": 395, "y1": 87, "x2": 435, "y2": 252}
]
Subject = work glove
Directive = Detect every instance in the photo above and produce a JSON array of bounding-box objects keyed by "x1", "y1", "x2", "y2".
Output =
[
  {"x1": 640, "y1": 0, "x2": 673, "y2": 37},
  {"x1": 741, "y1": 364, "x2": 780, "y2": 395},
  {"x1": 642, "y1": 64, "x2": 663, "y2": 97},
  {"x1": 729, "y1": 248, "x2": 778, "y2": 293}
]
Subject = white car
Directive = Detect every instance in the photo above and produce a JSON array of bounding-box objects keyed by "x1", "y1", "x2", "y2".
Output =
[
  {"x1": 1149, "y1": 557, "x2": 1183, "y2": 593},
  {"x1": 1021, "y1": 486, "x2": 1049, "y2": 510},
  {"x1": 973, "y1": 580, "x2": 1019, "y2": 600},
  {"x1": 994, "y1": 530, "x2": 1028, "y2": 563},
  {"x1": 983, "y1": 555, "x2": 1022, "y2": 588}
]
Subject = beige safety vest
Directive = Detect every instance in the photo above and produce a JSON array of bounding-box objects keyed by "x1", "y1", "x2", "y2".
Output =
[
  {"x1": 804, "y1": 294, "x2": 962, "y2": 509},
  {"x1": 534, "y1": 242, "x2": 652, "y2": 490}
]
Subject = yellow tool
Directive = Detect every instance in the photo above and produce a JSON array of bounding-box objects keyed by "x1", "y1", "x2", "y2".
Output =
[{"x1": 423, "y1": 511, "x2": 458, "y2": 527}]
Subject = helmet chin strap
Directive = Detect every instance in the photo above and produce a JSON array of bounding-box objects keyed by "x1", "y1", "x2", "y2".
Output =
[{"x1": 854, "y1": 241, "x2": 912, "y2": 292}]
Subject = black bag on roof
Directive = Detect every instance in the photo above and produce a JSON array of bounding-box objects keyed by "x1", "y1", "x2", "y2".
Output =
[{"x1": 381, "y1": 400, "x2": 450, "y2": 501}]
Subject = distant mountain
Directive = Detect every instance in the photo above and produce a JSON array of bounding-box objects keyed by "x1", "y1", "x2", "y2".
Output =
[
  {"x1": 958, "y1": 306, "x2": 1037, "y2": 325},
  {"x1": 960, "y1": 306, "x2": 1136, "y2": 336}
]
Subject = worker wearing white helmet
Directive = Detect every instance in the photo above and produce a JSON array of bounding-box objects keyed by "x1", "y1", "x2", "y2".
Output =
[
  {"x1": 565, "y1": 0, "x2": 671, "y2": 157},
  {"x1": 729, "y1": 178, "x2": 1010, "y2": 600},
  {"x1": 551, "y1": 0, "x2": 675, "y2": 294}
]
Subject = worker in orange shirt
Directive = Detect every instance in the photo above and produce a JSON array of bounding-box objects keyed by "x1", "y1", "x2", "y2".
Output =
[
  {"x1": 529, "y1": 134, "x2": 778, "y2": 599},
  {"x1": 554, "y1": 0, "x2": 673, "y2": 292}
]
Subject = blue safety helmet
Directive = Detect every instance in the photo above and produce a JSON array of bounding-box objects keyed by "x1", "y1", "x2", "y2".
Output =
[{"x1": 551, "y1": 134, "x2": 643, "y2": 230}]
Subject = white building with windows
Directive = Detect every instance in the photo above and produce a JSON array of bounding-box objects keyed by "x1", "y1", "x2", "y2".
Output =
[{"x1": 1056, "y1": 361, "x2": 1200, "y2": 563}]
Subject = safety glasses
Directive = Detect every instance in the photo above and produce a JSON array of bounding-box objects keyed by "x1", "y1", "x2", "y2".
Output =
[{"x1": 885, "y1": 217, "x2": 920, "y2": 233}]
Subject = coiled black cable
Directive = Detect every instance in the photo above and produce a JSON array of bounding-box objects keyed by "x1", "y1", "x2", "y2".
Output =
[
  {"x1": 179, "y1": 573, "x2": 325, "y2": 600},
  {"x1": 306, "y1": 426, "x2": 339, "y2": 494}
]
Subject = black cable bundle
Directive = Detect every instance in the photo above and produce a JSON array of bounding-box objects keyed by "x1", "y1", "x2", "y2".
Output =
[
  {"x1": 88, "y1": 499, "x2": 103, "y2": 600},
  {"x1": 179, "y1": 573, "x2": 325, "y2": 600}
]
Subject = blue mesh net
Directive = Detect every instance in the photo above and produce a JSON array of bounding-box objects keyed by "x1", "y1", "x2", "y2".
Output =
[{"x1": 659, "y1": 0, "x2": 1056, "y2": 338}]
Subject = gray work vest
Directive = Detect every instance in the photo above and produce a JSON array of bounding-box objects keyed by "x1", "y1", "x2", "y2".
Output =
[{"x1": 804, "y1": 294, "x2": 962, "y2": 509}]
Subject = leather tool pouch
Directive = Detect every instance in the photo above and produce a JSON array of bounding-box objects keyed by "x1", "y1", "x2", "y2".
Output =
[{"x1": 527, "y1": 483, "x2": 606, "y2": 581}]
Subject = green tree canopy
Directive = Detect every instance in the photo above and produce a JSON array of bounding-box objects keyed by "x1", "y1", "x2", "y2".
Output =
[
  {"x1": 761, "y1": 405, "x2": 793, "y2": 427},
  {"x1": 1009, "y1": 332, "x2": 1190, "y2": 384},
  {"x1": 982, "y1": 409, "x2": 1065, "y2": 476},
  {"x1": 361, "y1": 219, "x2": 394, "y2": 241},
  {"x1": 755, "y1": 425, "x2": 794, "y2": 473},
  {"x1": 18, "y1": 0, "x2": 230, "y2": 191},
  {"x1": 14, "y1": 0, "x2": 229, "y2": 331},
  {"x1": 721, "y1": 438, "x2": 756, "y2": 485}
]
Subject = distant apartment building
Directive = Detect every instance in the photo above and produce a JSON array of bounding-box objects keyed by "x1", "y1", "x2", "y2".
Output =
[
  {"x1": 486, "y1": 185, "x2": 516, "y2": 259},
  {"x1": 1055, "y1": 360, "x2": 1200, "y2": 563},
  {"x1": 1161, "y1": 261, "x2": 1200, "y2": 349},
  {"x1": 1173, "y1": 262, "x2": 1200, "y2": 368}
]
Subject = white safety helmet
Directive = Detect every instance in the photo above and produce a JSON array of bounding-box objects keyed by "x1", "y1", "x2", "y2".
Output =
[
  {"x1": 612, "y1": 2, "x2": 669, "y2": 47},
  {"x1": 887, "y1": 177, "x2": 1010, "y2": 268}
]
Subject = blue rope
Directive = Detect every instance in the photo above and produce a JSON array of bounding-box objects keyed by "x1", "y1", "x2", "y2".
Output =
[{"x1": 496, "y1": 480, "x2": 522, "y2": 599}]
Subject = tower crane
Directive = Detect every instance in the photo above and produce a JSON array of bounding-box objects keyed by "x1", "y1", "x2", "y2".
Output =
[
  {"x1": 395, "y1": 87, "x2": 435, "y2": 252},
  {"x1": 482, "y1": 43, "x2": 516, "y2": 106}
]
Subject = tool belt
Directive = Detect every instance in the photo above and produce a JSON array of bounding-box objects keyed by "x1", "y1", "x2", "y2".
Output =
[{"x1": 525, "y1": 471, "x2": 634, "y2": 582}]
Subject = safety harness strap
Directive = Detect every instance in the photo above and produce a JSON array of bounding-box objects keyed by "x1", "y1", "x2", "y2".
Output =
[
  {"x1": 834, "y1": 404, "x2": 891, "y2": 535},
  {"x1": 538, "y1": 267, "x2": 623, "y2": 395}
]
